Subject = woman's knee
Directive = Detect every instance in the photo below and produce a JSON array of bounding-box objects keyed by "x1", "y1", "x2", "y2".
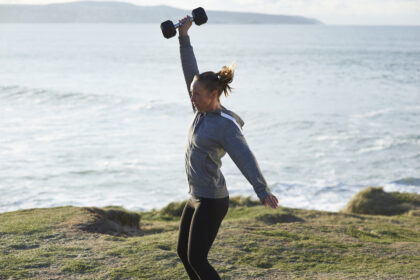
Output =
[
  {"x1": 177, "y1": 243, "x2": 188, "y2": 261},
  {"x1": 187, "y1": 249, "x2": 206, "y2": 269}
]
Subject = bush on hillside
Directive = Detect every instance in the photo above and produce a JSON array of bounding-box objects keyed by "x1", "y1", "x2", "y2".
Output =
[
  {"x1": 159, "y1": 200, "x2": 188, "y2": 220},
  {"x1": 341, "y1": 186, "x2": 420, "y2": 216},
  {"x1": 80, "y1": 206, "x2": 141, "y2": 235}
]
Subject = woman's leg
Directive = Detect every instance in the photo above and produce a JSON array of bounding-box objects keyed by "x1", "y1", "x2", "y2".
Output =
[
  {"x1": 187, "y1": 196, "x2": 229, "y2": 280},
  {"x1": 177, "y1": 198, "x2": 200, "y2": 280}
]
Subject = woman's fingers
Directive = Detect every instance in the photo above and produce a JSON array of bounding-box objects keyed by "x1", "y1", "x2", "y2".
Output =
[
  {"x1": 182, "y1": 16, "x2": 189, "y2": 22},
  {"x1": 265, "y1": 195, "x2": 279, "y2": 209},
  {"x1": 270, "y1": 196, "x2": 278, "y2": 208},
  {"x1": 179, "y1": 16, "x2": 190, "y2": 28},
  {"x1": 179, "y1": 16, "x2": 187, "y2": 24},
  {"x1": 181, "y1": 16, "x2": 191, "y2": 26}
]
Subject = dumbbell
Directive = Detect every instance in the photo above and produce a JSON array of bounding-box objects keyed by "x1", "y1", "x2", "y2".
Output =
[{"x1": 160, "y1": 7, "x2": 208, "y2": 39}]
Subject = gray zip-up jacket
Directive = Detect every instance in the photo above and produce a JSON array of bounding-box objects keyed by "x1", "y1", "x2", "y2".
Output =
[{"x1": 179, "y1": 35, "x2": 273, "y2": 204}]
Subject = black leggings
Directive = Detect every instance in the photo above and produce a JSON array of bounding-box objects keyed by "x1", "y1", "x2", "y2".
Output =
[{"x1": 177, "y1": 194, "x2": 229, "y2": 280}]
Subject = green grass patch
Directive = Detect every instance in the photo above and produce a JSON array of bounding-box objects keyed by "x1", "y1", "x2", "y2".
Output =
[
  {"x1": 61, "y1": 259, "x2": 100, "y2": 273},
  {"x1": 0, "y1": 191, "x2": 419, "y2": 279}
]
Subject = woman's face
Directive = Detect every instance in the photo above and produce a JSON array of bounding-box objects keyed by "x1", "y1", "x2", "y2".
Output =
[{"x1": 190, "y1": 80, "x2": 217, "y2": 112}]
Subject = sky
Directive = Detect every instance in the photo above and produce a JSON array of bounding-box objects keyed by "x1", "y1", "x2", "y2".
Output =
[{"x1": 1, "y1": 0, "x2": 420, "y2": 25}]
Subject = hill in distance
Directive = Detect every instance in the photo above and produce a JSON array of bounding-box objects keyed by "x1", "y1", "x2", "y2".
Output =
[{"x1": 0, "y1": 1, "x2": 322, "y2": 24}]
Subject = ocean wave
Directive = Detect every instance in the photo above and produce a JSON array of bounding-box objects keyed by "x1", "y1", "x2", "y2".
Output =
[
  {"x1": 267, "y1": 181, "x2": 359, "y2": 212},
  {"x1": 392, "y1": 177, "x2": 420, "y2": 187},
  {"x1": 350, "y1": 105, "x2": 420, "y2": 121},
  {"x1": 0, "y1": 84, "x2": 190, "y2": 115},
  {"x1": 0, "y1": 84, "x2": 124, "y2": 106},
  {"x1": 123, "y1": 99, "x2": 189, "y2": 114},
  {"x1": 351, "y1": 108, "x2": 394, "y2": 119},
  {"x1": 251, "y1": 119, "x2": 315, "y2": 133},
  {"x1": 356, "y1": 136, "x2": 395, "y2": 153},
  {"x1": 355, "y1": 134, "x2": 420, "y2": 154},
  {"x1": 314, "y1": 134, "x2": 349, "y2": 141}
]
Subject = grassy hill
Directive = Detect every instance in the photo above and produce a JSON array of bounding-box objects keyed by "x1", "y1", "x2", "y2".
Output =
[{"x1": 0, "y1": 187, "x2": 419, "y2": 279}]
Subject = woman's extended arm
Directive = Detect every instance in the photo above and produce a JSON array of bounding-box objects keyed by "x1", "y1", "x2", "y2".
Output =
[
  {"x1": 219, "y1": 121, "x2": 278, "y2": 208},
  {"x1": 178, "y1": 15, "x2": 199, "y2": 113}
]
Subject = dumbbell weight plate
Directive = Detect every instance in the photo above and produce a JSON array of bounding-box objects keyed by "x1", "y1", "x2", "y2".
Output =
[
  {"x1": 192, "y1": 7, "x2": 208, "y2": 26},
  {"x1": 161, "y1": 20, "x2": 176, "y2": 39}
]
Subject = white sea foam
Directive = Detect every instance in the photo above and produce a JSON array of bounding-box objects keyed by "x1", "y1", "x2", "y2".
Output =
[
  {"x1": 314, "y1": 134, "x2": 349, "y2": 141},
  {"x1": 350, "y1": 108, "x2": 394, "y2": 120},
  {"x1": 356, "y1": 136, "x2": 395, "y2": 153}
]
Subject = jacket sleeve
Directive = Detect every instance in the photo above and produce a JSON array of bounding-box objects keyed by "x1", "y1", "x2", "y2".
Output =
[
  {"x1": 219, "y1": 121, "x2": 273, "y2": 204},
  {"x1": 179, "y1": 35, "x2": 199, "y2": 113}
]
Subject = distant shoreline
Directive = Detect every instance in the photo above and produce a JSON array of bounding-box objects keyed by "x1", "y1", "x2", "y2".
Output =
[
  {"x1": 0, "y1": 1, "x2": 321, "y2": 24},
  {"x1": 1, "y1": 22, "x2": 419, "y2": 27}
]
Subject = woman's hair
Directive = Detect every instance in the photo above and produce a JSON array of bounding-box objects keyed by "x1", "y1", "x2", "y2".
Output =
[{"x1": 193, "y1": 62, "x2": 235, "y2": 99}]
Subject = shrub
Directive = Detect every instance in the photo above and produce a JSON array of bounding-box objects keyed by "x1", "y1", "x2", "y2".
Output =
[
  {"x1": 80, "y1": 207, "x2": 141, "y2": 235},
  {"x1": 341, "y1": 186, "x2": 420, "y2": 216},
  {"x1": 159, "y1": 200, "x2": 187, "y2": 219}
]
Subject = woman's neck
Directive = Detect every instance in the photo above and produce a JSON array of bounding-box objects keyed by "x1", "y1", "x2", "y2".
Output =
[
  {"x1": 208, "y1": 102, "x2": 221, "y2": 112},
  {"x1": 203, "y1": 100, "x2": 221, "y2": 112}
]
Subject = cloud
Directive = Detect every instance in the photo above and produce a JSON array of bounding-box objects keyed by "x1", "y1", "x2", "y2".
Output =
[
  {"x1": 229, "y1": 0, "x2": 420, "y2": 15},
  {"x1": 228, "y1": 0, "x2": 420, "y2": 24}
]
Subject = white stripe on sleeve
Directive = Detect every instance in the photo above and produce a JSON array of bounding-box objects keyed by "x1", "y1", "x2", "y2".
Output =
[{"x1": 221, "y1": 112, "x2": 242, "y2": 131}]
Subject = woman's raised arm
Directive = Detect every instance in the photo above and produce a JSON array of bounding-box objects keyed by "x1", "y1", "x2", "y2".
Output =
[{"x1": 178, "y1": 15, "x2": 199, "y2": 113}]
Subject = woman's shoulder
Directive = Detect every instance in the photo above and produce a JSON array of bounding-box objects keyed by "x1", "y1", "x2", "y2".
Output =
[{"x1": 219, "y1": 106, "x2": 245, "y2": 131}]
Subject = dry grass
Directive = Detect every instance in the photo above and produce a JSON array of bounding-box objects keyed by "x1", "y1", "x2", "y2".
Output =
[
  {"x1": 340, "y1": 186, "x2": 420, "y2": 215},
  {"x1": 78, "y1": 206, "x2": 141, "y2": 236}
]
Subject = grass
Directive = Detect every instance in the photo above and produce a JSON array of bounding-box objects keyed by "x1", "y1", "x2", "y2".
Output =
[{"x1": 0, "y1": 189, "x2": 419, "y2": 279}]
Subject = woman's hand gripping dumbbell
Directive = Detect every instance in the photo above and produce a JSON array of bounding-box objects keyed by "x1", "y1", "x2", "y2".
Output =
[{"x1": 178, "y1": 15, "x2": 192, "y2": 37}]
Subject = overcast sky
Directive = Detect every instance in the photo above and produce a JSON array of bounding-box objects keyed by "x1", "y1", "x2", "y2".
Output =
[{"x1": 1, "y1": 0, "x2": 419, "y2": 25}]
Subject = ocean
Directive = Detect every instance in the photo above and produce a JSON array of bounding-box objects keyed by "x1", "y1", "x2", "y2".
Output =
[{"x1": 0, "y1": 24, "x2": 419, "y2": 213}]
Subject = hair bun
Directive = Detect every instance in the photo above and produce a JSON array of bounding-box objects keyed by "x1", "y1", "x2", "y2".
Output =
[{"x1": 217, "y1": 62, "x2": 235, "y2": 97}]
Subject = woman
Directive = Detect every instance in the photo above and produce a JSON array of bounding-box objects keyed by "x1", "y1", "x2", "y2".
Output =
[{"x1": 176, "y1": 15, "x2": 279, "y2": 280}]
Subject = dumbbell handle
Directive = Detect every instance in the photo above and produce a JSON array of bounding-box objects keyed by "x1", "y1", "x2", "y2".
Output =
[{"x1": 173, "y1": 16, "x2": 195, "y2": 29}]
